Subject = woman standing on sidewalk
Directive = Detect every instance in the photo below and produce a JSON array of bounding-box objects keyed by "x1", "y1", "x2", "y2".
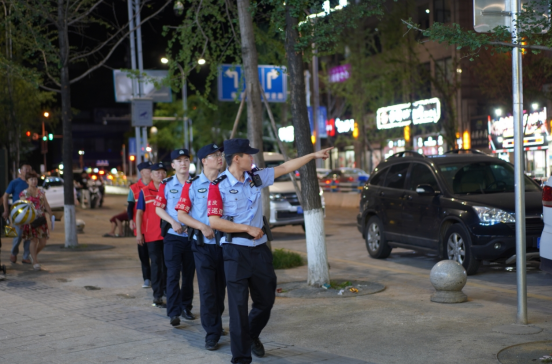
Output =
[{"x1": 19, "y1": 171, "x2": 53, "y2": 271}]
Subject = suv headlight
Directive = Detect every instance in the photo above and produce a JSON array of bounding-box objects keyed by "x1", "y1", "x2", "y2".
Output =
[
  {"x1": 269, "y1": 193, "x2": 285, "y2": 202},
  {"x1": 473, "y1": 206, "x2": 515, "y2": 225}
]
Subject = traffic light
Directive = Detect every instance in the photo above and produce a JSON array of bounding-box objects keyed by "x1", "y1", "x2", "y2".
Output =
[
  {"x1": 42, "y1": 136, "x2": 47, "y2": 141},
  {"x1": 26, "y1": 131, "x2": 31, "y2": 137},
  {"x1": 129, "y1": 155, "x2": 136, "y2": 161},
  {"x1": 48, "y1": 133, "x2": 53, "y2": 140}
]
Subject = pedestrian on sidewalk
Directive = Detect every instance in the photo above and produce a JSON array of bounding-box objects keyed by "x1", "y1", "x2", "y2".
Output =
[
  {"x1": 136, "y1": 162, "x2": 168, "y2": 307},
  {"x1": 208, "y1": 138, "x2": 332, "y2": 364},
  {"x1": 176, "y1": 143, "x2": 226, "y2": 351},
  {"x1": 103, "y1": 211, "x2": 128, "y2": 237},
  {"x1": 154, "y1": 149, "x2": 196, "y2": 327},
  {"x1": 19, "y1": 171, "x2": 54, "y2": 271},
  {"x1": 2, "y1": 164, "x2": 32, "y2": 264},
  {"x1": 128, "y1": 161, "x2": 153, "y2": 288}
]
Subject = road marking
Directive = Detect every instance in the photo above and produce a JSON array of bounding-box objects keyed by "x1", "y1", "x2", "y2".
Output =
[{"x1": 285, "y1": 249, "x2": 552, "y2": 302}]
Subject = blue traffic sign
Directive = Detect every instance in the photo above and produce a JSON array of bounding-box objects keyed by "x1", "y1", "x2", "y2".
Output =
[{"x1": 218, "y1": 64, "x2": 287, "y2": 103}]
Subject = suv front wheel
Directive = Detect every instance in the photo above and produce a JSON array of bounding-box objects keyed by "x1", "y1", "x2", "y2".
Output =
[
  {"x1": 365, "y1": 216, "x2": 392, "y2": 259},
  {"x1": 443, "y1": 224, "x2": 480, "y2": 275}
]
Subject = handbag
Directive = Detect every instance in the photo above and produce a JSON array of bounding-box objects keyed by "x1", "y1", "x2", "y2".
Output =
[
  {"x1": 30, "y1": 216, "x2": 47, "y2": 229},
  {"x1": 4, "y1": 221, "x2": 17, "y2": 238}
]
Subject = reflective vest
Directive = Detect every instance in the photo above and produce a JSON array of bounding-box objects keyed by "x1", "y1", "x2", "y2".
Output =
[
  {"x1": 141, "y1": 181, "x2": 163, "y2": 243},
  {"x1": 130, "y1": 179, "x2": 146, "y2": 236}
]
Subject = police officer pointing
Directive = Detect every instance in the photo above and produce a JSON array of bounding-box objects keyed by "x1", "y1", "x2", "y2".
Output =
[
  {"x1": 207, "y1": 138, "x2": 331, "y2": 364},
  {"x1": 154, "y1": 149, "x2": 196, "y2": 327},
  {"x1": 175, "y1": 143, "x2": 226, "y2": 351}
]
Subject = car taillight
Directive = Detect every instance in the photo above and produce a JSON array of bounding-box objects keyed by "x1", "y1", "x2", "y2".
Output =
[
  {"x1": 348, "y1": 177, "x2": 354, "y2": 182},
  {"x1": 543, "y1": 185, "x2": 552, "y2": 207},
  {"x1": 325, "y1": 180, "x2": 330, "y2": 184}
]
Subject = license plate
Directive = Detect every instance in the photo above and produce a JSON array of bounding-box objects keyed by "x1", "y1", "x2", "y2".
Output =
[
  {"x1": 297, "y1": 206, "x2": 303, "y2": 214},
  {"x1": 537, "y1": 237, "x2": 540, "y2": 249}
]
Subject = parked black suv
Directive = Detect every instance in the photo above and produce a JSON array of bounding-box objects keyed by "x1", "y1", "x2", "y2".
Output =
[{"x1": 356, "y1": 150, "x2": 543, "y2": 275}]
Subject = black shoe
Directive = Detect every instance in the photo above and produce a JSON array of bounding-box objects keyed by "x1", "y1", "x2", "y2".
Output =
[
  {"x1": 205, "y1": 340, "x2": 218, "y2": 351},
  {"x1": 170, "y1": 316, "x2": 181, "y2": 327},
  {"x1": 153, "y1": 297, "x2": 163, "y2": 305},
  {"x1": 221, "y1": 329, "x2": 228, "y2": 336},
  {"x1": 181, "y1": 308, "x2": 195, "y2": 320},
  {"x1": 251, "y1": 337, "x2": 265, "y2": 358}
]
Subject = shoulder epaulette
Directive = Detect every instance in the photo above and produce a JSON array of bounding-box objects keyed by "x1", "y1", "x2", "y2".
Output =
[
  {"x1": 186, "y1": 175, "x2": 200, "y2": 184},
  {"x1": 211, "y1": 174, "x2": 228, "y2": 185},
  {"x1": 161, "y1": 176, "x2": 174, "y2": 184}
]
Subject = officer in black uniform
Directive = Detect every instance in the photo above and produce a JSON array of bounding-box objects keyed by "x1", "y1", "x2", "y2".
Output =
[{"x1": 207, "y1": 138, "x2": 332, "y2": 364}]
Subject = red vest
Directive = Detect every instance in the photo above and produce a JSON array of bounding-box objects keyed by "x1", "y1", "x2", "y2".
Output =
[
  {"x1": 130, "y1": 179, "x2": 146, "y2": 236},
  {"x1": 141, "y1": 182, "x2": 163, "y2": 243}
]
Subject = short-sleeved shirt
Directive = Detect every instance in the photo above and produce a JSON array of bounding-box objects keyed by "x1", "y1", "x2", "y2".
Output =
[
  {"x1": 127, "y1": 189, "x2": 135, "y2": 203},
  {"x1": 175, "y1": 172, "x2": 218, "y2": 245},
  {"x1": 6, "y1": 178, "x2": 29, "y2": 203},
  {"x1": 136, "y1": 191, "x2": 146, "y2": 211},
  {"x1": 153, "y1": 176, "x2": 188, "y2": 237},
  {"x1": 207, "y1": 168, "x2": 275, "y2": 247}
]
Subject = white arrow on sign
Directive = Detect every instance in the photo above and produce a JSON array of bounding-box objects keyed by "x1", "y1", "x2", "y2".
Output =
[
  {"x1": 225, "y1": 69, "x2": 239, "y2": 88},
  {"x1": 266, "y1": 69, "x2": 279, "y2": 90}
]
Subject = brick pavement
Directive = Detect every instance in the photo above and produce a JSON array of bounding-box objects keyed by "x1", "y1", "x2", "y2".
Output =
[{"x1": 0, "y1": 277, "x2": 372, "y2": 363}]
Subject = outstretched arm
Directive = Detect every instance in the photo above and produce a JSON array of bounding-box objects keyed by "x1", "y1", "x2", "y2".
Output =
[{"x1": 274, "y1": 147, "x2": 333, "y2": 179}]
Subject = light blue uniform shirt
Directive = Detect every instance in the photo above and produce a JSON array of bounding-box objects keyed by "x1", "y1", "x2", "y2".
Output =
[
  {"x1": 188, "y1": 172, "x2": 218, "y2": 245},
  {"x1": 209, "y1": 168, "x2": 274, "y2": 247},
  {"x1": 157, "y1": 176, "x2": 188, "y2": 238}
]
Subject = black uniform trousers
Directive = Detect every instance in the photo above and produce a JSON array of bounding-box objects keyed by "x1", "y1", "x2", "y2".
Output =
[
  {"x1": 223, "y1": 243, "x2": 277, "y2": 364},
  {"x1": 137, "y1": 243, "x2": 151, "y2": 281},
  {"x1": 146, "y1": 240, "x2": 166, "y2": 300},
  {"x1": 163, "y1": 234, "x2": 195, "y2": 318},
  {"x1": 191, "y1": 241, "x2": 226, "y2": 343}
]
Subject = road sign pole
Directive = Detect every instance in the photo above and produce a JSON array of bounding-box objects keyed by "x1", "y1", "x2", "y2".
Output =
[{"x1": 511, "y1": 0, "x2": 527, "y2": 325}]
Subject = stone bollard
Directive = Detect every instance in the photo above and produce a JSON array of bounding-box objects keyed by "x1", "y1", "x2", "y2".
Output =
[
  {"x1": 429, "y1": 260, "x2": 468, "y2": 303},
  {"x1": 76, "y1": 219, "x2": 85, "y2": 234}
]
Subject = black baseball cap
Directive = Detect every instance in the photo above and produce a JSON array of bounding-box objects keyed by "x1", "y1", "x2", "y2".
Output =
[
  {"x1": 137, "y1": 161, "x2": 153, "y2": 171},
  {"x1": 223, "y1": 138, "x2": 259, "y2": 156},
  {"x1": 170, "y1": 149, "x2": 191, "y2": 160},
  {"x1": 197, "y1": 143, "x2": 224, "y2": 160},
  {"x1": 151, "y1": 162, "x2": 167, "y2": 171}
]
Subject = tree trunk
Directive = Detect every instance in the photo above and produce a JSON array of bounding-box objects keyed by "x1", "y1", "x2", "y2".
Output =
[
  {"x1": 236, "y1": 0, "x2": 271, "y2": 248},
  {"x1": 285, "y1": 4, "x2": 329, "y2": 286},
  {"x1": 58, "y1": 0, "x2": 78, "y2": 247}
]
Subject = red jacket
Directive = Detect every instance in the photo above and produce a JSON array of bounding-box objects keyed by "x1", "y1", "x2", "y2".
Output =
[
  {"x1": 140, "y1": 181, "x2": 163, "y2": 243},
  {"x1": 130, "y1": 179, "x2": 147, "y2": 236}
]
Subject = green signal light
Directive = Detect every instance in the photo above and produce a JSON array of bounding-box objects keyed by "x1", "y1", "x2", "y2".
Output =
[
  {"x1": 48, "y1": 134, "x2": 53, "y2": 140},
  {"x1": 42, "y1": 136, "x2": 47, "y2": 141}
]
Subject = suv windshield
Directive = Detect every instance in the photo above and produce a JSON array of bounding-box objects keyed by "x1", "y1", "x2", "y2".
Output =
[{"x1": 438, "y1": 162, "x2": 540, "y2": 194}]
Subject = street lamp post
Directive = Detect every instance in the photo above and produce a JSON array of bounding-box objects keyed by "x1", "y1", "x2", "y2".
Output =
[{"x1": 42, "y1": 111, "x2": 50, "y2": 173}]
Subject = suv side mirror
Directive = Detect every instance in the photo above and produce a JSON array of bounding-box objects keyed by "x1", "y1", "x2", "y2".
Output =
[{"x1": 416, "y1": 184, "x2": 438, "y2": 196}]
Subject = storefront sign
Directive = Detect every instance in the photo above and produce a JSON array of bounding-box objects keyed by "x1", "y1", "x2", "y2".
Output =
[
  {"x1": 414, "y1": 135, "x2": 445, "y2": 156},
  {"x1": 326, "y1": 117, "x2": 355, "y2": 135},
  {"x1": 278, "y1": 125, "x2": 295, "y2": 143},
  {"x1": 488, "y1": 108, "x2": 549, "y2": 151},
  {"x1": 328, "y1": 64, "x2": 351, "y2": 83},
  {"x1": 376, "y1": 98, "x2": 441, "y2": 130},
  {"x1": 470, "y1": 117, "x2": 489, "y2": 149}
]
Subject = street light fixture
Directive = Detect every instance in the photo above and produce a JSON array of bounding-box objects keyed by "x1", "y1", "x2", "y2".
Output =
[
  {"x1": 161, "y1": 57, "x2": 168, "y2": 64},
  {"x1": 198, "y1": 58, "x2": 206, "y2": 65},
  {"x1": 43, "y1": 111, "x2": 49, "y2": 118},
  {"x1": 495, "y1": 108, "x2": 502, "y2": 117},
  {"x1": 532, "y1": 103, "x2": 539, "y2": 110}
]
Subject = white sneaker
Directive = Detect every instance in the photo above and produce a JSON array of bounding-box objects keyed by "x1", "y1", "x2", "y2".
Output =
[
  {"x1": 142, "y1": 279, "x2": 151, "y2": 288},
  {"x1": 33, "y1": 264, "x2": 41, "y2": 271}
]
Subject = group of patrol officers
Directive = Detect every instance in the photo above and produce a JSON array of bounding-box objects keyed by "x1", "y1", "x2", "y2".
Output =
[{"x1": 128, "y1": 138, "x2": 331, "y2": 364}]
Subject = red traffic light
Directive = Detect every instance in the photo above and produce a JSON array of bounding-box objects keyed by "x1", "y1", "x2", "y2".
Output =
[{"x1": 26, "y1": 131, "x2": 31, "y2": 137}]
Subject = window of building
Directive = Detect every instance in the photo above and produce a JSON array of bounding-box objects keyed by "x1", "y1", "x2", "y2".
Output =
[
  {"x1": 435, "y1": 57, "x2": 453, "y2": 84},
  {"x1": 433, "y1": 0, "x2": 451, "y2": 24},
  {"x1": 417, "y1": 3, "x2": 430, "y2": 30}
]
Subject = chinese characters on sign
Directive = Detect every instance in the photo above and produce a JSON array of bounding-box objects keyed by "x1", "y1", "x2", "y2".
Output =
[
  {"x1": 328, "y1": 64, "x2": 351, "y2": 83},
  {"x1": 376, "y1": 98, "x2": 441, "y2": 130},
  {"x1": 489, "y1": 108, "x2": 549, "y2": 151}
]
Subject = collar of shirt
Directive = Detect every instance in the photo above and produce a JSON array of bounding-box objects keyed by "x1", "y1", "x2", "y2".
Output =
[{"x1": 224, "y1": 169, "x2": 251, "y2": 186}]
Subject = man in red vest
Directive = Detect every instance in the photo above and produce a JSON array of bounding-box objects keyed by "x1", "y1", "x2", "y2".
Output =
[
  {"x1": 127, "y1": 161, "x2": 153, "y2": 288},
  {"x1": 136, "y1": 162, "x2": 167, "y2": 306}
]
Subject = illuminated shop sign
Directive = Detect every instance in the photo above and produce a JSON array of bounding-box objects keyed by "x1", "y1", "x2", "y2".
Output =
[
  {"x1": 488, "y1": 108, "x2": 549, "y2": 152},
  {"x1": 376, "y1": 98, "x2": 441, "y2": 130},
  {"x1": 326, "y1": 118, "x2": 355, "y2": 135},
  {"x1": 278, "y1": 125, "x2": 295, "y2": 143},
  {"x1": 414, "y1": 135, "x2": 445, "y2": 155}
]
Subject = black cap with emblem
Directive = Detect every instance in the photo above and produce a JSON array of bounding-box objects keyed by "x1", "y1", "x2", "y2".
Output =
[
  {"x1": 137, "y1": 161, "x2": 153, "y2": 171},
  {"x1": 223, "y1": 138, "x2": 259, "y2": 155},
  {"x1": 197, "y1": 143, "x2": 224, "y2": 160},
  {"x1": 151, "y1": 162, "x2": 167, "y2": 171},
  {"x1": 170, "y1": 148, "x2": 191, "y2": 160}
]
